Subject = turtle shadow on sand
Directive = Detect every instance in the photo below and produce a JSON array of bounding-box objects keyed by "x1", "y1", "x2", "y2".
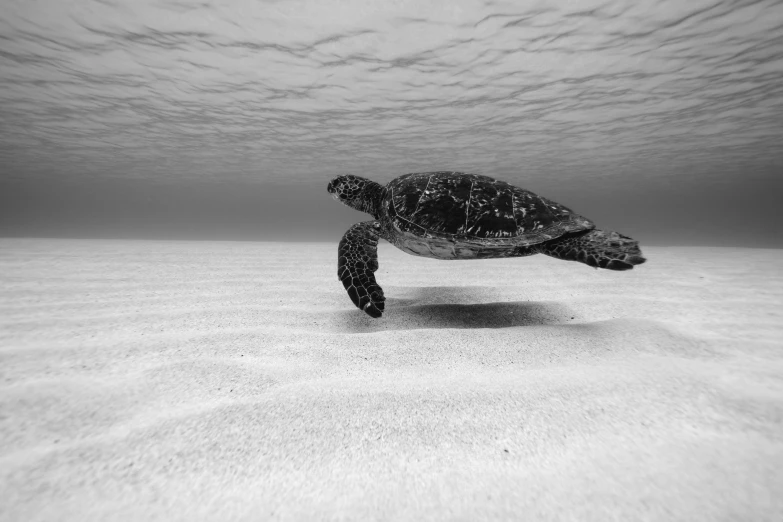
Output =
[{"x1": 332, "y1": 297, "x2": 575, "y2": 333}]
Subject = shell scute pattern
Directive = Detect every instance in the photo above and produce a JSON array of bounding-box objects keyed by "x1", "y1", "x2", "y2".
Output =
[
  {"x1": 382, "y1": 172, "x2": 596, "y2": 254},
  {"x1": 509, "y1": 187, "x2": 594, "y2": 244},
  {"x1": 412, "y1": 175, "x2": 473, "y2": 236},
  {"x1": 465, "y1": 178, "x2": 516, "y2": 238},
  {"x1": 387, "y1": 172, "x2": 593, "y2": 242},
  {"x1": 392, "y1": 215, "x2": 426, "y2": 236},
  {"x1": 390, "y1": 173, "x2": 429, "y2": 217}
]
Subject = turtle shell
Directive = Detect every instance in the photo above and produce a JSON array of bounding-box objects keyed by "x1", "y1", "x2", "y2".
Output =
[{"x1": 383, "y1": 171, "x2": 594, "y2": 245}]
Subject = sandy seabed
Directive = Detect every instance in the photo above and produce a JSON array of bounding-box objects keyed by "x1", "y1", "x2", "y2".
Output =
[{"x1": 0, "y1": 238, "x2": 781, "y2": 521}]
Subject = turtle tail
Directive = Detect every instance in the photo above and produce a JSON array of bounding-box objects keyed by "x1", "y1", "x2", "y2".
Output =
[{"x1": 539, "y1": 229, "x2": 646, "y2": 271}]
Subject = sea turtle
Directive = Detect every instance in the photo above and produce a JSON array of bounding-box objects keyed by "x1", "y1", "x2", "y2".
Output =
[{"x1": 327, "y1": 171, "x2": 646, "y2": 318}]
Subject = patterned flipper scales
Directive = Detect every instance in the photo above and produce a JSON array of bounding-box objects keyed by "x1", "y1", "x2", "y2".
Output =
[
  {"x1": 338, "y1": 221, "x2": 386, "y2": 317},
  {"x1": 539, "y1": 229, "x2": 647, "y2": 270}
]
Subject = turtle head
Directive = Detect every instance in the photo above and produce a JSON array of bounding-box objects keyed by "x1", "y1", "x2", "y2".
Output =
[{"x1": 327, "y1": 175, "x2": 384, "y2": 218}]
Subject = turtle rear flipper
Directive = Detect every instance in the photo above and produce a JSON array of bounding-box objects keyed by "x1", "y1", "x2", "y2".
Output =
[
  {"x1": 539, "y1": 229, "x2": 646, "y2": 271},
  {"x1": 338, "y1": 221, "x2": 386, "y2": 317}
]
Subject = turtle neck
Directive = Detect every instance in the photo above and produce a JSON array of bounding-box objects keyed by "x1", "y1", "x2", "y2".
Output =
[{"x1": 359, "y1": 180, "x2": 386, "y2": 219}]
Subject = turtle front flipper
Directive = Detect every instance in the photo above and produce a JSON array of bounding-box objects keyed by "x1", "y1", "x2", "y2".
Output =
[{"x1": 338, "y1": 221, "x2": 386, "y2": 318}]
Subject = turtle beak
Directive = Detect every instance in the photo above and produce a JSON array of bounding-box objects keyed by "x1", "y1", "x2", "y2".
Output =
[{"x1": 327, "y1": 181, "x2": 340, "y2": 200}]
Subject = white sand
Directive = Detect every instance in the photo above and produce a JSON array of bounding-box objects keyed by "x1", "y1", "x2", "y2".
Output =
[{"x1": 1, "y1": 238, "x2": 782, "y2": 521}]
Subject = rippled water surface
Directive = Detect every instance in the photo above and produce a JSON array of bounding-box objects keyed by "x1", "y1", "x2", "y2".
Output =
[{"x1": 1, "y1": 0, "x2": 781, "y2": 244}]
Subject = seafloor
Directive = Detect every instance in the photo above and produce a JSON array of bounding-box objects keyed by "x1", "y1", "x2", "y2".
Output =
[{"x1": 1, "y1": 239, "x2": 782, "y2": 521}]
